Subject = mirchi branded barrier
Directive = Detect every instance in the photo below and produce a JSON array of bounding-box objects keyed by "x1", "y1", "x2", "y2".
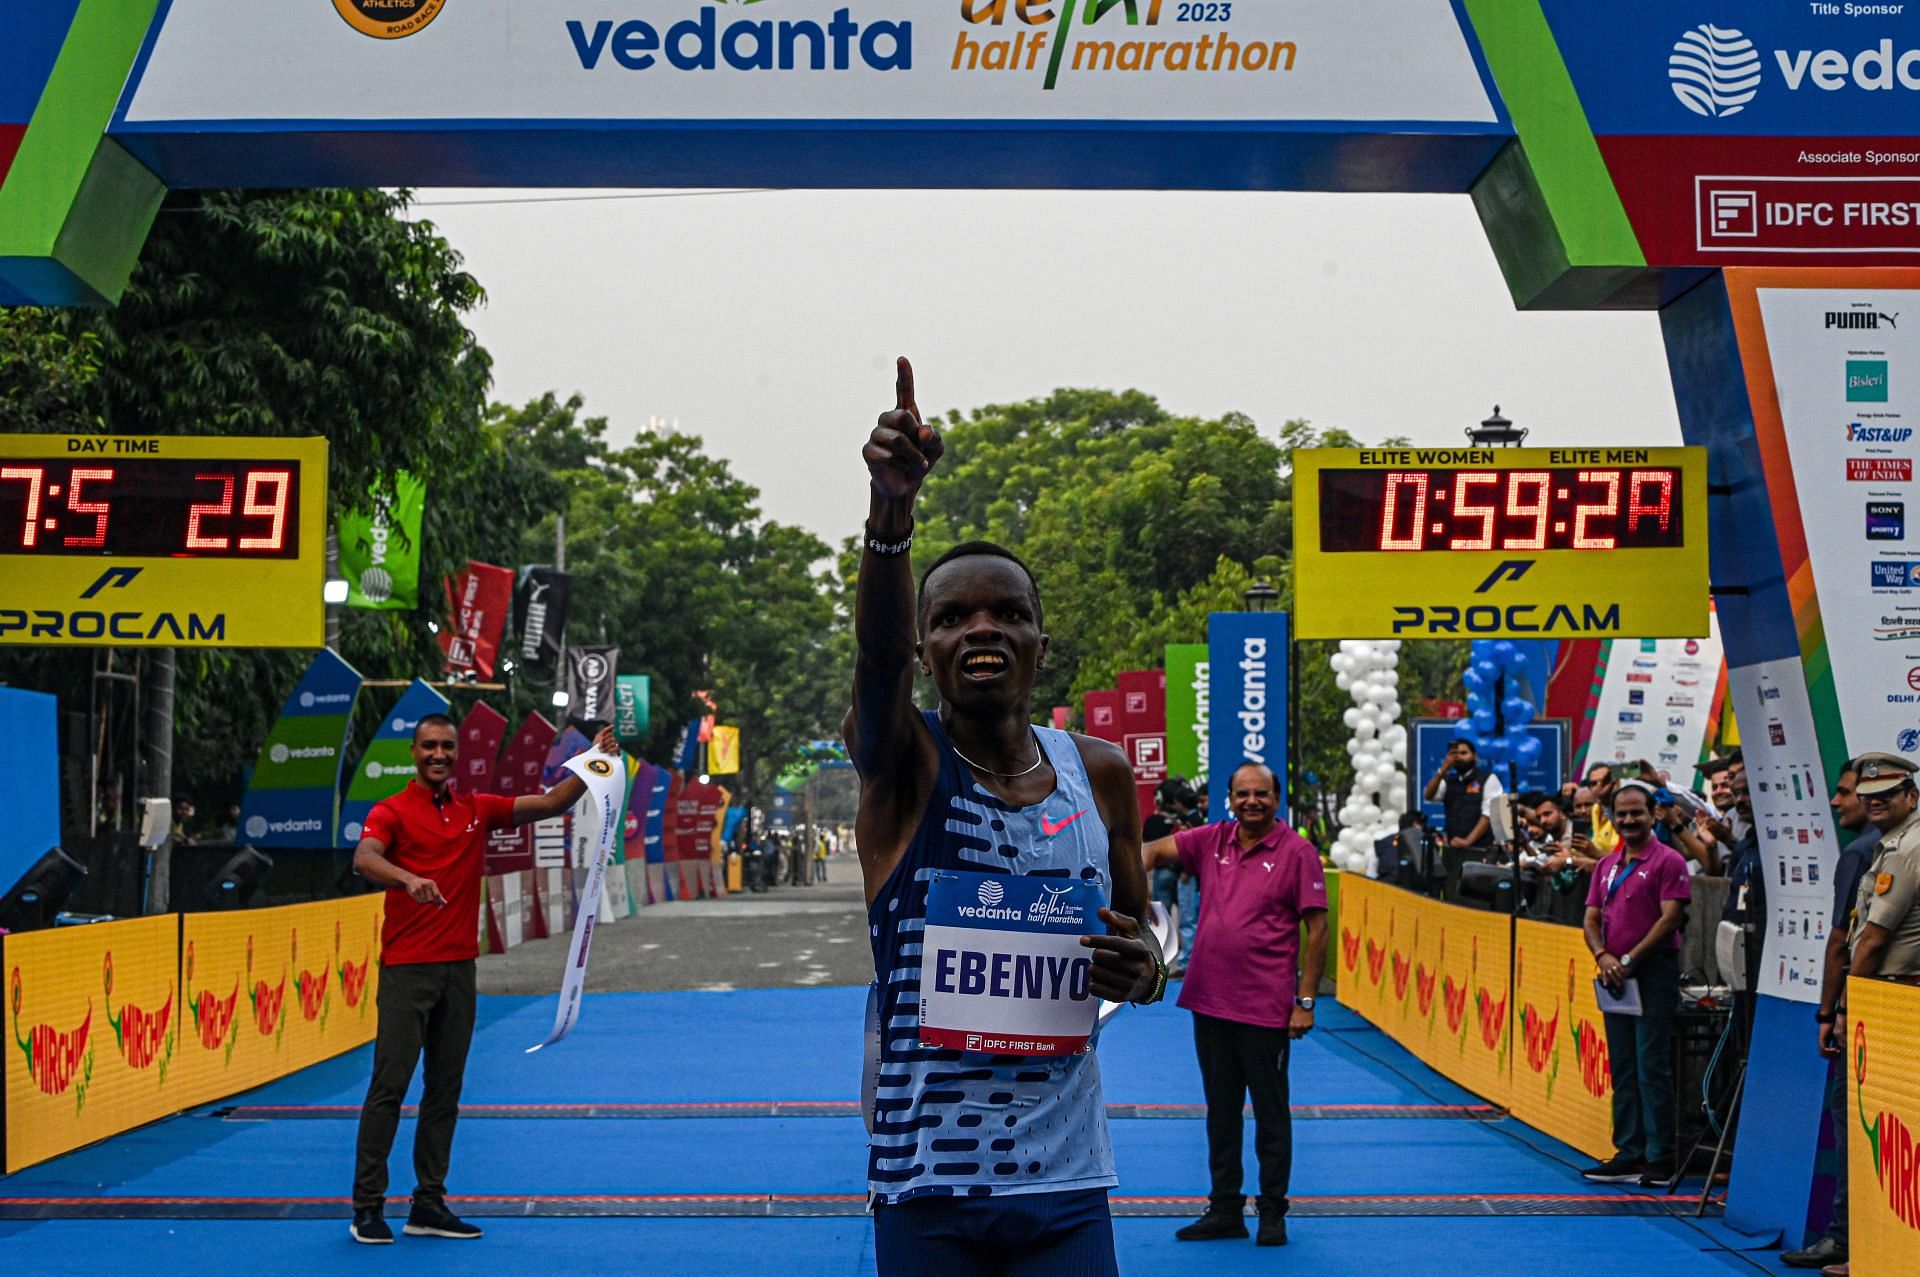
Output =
[
  {"x1": 1511, "y1": 919, "x2": 1615, "y2": 1161},
  {"x1": 1848, "y1": 977, "x2": 1920, "y2": 1277},
  {"x1": 3, "y1": 894, "x2": 383, "y2": 1173}
]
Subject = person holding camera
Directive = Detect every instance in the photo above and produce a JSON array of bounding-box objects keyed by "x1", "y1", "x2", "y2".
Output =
[{"x1": 1424, "y1": 738, "x2": 1502, "y2": 902}]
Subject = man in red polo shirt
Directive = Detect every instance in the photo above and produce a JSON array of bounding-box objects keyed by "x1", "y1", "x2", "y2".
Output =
[
  {"x1": 1143, "y1": 760, "x2": 1328, "y2": 1248},
  {"x1": 348, "y1": 713, "x2": 618, "y2": 1245}
]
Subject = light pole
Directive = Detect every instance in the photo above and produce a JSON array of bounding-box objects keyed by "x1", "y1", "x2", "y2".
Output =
[
  {"x1": 1466, "y1": 406, "x2": 1527, "y2": 448},
  {"x1": 1243, "y1": 581, "x2": 1279, "y2": 612}
]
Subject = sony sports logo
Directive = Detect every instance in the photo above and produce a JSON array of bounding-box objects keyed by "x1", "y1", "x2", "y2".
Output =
[
  {"x1": 333, "y1": 0, "x2": 445, "y2": 40},
  {"x1": 1670, "y1": 24, "x2": 1920, "y2": 118}
]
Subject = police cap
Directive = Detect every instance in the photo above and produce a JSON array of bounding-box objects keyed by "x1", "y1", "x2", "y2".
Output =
[{"x1": 1854, "y1": 752, "x2": 1918, "y2": 797}]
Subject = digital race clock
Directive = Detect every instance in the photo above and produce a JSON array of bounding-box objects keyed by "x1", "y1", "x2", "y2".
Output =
[
  {"x1": 0, "y1": 435, "x2": 328, "y2": 648},
  {"x1": 1292, "y1": 447, "x2": 1708, "y2": 640}
]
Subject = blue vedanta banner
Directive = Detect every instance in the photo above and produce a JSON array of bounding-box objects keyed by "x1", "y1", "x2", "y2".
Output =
[
  {"x1": 0, "y1": 687, "x2": 60, "y2": 887},
  {"x1": 1206, "y1": 611, "x2": 1288, "y2": 823},
  {"x1": 238, "y1": 650, "x2": 361, "y2": 848},
  {"x1": 643, "y1": 766, "x2": 670, "y2": 866},
  {"x1": 338, "y1": 679, "x2": 450, "y2": 846}
]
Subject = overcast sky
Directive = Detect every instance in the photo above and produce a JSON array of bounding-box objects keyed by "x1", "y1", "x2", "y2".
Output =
[{"x1": 411, "y1": 188, "x2": 1684, "y2": 544}]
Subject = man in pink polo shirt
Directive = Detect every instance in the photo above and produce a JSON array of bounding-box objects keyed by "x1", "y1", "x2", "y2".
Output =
[
  {"x1": 1579, "y1": 781, "x2": 1690, "y2": 1189},
  {"x1": 1143, "y1": 760, "x2": 1328, "y2": 1248}
]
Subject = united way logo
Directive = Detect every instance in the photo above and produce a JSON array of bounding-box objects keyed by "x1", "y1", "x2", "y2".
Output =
[
  {"x1": 1669, "y1": 25, "x2": 1761, "y2": 118},
  {"x1": 977, "y1": 879, "x2": 1006, "y2": 908},
  {"x1": 333, "y1": 0, "x2": 446, "y2": 40}
]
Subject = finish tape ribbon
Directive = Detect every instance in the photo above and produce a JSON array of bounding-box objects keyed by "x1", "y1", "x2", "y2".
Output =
[{"x1": 527, "y1": 748, "x2": 624, "y2": 1053}]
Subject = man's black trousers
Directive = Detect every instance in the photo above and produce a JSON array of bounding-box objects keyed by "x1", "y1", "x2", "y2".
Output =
[
  {"x1": 1193, "y1": 1011, "x2": 1294, "y2": 1212},
  {"x1": 353, "y1": 959, "x2": 477, "y2": 1211}
]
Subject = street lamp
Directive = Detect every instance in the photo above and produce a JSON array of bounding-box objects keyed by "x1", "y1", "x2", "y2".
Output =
[
  {"x1": 1243, "y1": 581, "x2": 1280, "y2": 613},
  {"x1": 1467, "y1": 406, "x2": 1527, "y2": 448}
]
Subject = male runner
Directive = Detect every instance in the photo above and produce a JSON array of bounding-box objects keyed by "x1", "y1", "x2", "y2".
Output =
[{"x1": 849, "y1": 358, "x2": 1162, "y2": 1275}]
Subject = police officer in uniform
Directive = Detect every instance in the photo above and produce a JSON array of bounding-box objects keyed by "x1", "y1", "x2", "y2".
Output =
[
  {"x1": 1423, "y1": 738, "x2": 1503, "y2": 901},
  {"x1": 1841, "y1": 753, "x2": 1920, "y2": 992}
]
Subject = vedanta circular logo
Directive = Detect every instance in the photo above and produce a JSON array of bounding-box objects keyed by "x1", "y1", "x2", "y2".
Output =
[
  {"x1": 333, "y1": 0, "x2": 446, "y2": 40},
  {"x1": 1669, "y1": 24, "x2": 1761, "y2": 118}
]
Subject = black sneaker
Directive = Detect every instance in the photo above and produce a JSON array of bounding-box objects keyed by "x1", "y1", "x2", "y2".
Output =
[
  {"x1": 404, "y1": 1201, "x2": 483, "y2": 1239},
  {"x1": 1255, "y1": 1202, "x2": 1289, "y2": 1247},
  {"x1": 1580, "y1": 1155, "x2": 1644, "y2": 1184},
  {"x1": 1637, "y1": 1162, "x2": 1675, "y2": 1189},
  {"x1": 1175, "y1": 1204, "x2": 1249, "y2": 1241},
  {"x1": 1781, "y1": 1236, "x2": 1846, "y2": 1269},
  {"x1": 349, "y1": 1207, "x2": 393, "y2": 1245}
]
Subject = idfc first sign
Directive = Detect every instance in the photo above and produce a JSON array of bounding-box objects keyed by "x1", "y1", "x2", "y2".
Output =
[{"x1": 1207, "y1": 611, "x2": 1288, "y2": 822}]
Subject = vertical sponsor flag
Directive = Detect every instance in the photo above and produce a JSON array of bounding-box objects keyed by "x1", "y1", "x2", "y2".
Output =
[
  {"x1": 237, "y1": 650, "x2": 362, "y2": 848},
  {"x1": 337, "y1": 471, "x2": 425, "y2": 610},
  {"x1": 457, "y1": 701, "x2": 508, "y2": 796},
  {"x1": 338, "y1": 680, "x2": 451, "y2": 846},
  {"x1": 538, "y1": 726, "x2": 592, "y2": 874},
  {"x1": 1083, "y1": 690, "x2": 1121, "y2": 745},
  {"x1": 486, "y1": 712, "x2": 555, "y2": 876},
  {"x1": 613, "y1": 674, "x2": 651, "y2": 744},
  {"x1": 1117, "y1": 669, "x2": 1168, "y2": 820},
  {"x1": 564, "y1": 645, "x2": 620, "y2": 729},
  {"x1": 676, "y1": 719, "x2": 704, "y2": 773},
  {"x1": 514, "y1": 566, "x2": 571, "y2": 668},
  {"x1": 1165, "y1": 643, "x2": 1209, "y2": 782},
  {"x1": 1207, "y1": 611, "x2": 1289, "y2": 822},
  {"x1": 439, "y1": 561, "x2": 515, "y2": 679},
  {"x1": 708, "y1": 724, "x2": 741, "y2": 775}
]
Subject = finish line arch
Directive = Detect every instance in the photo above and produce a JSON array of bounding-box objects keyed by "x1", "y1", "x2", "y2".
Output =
[{"x1": 5, "y1": 0, "x2": 1920, "y2": 1252}]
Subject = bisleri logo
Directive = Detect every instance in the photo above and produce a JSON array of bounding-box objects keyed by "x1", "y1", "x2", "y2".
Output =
[{"x1": 1670, "y1": 25, "x2": 1761, "y2": 117}]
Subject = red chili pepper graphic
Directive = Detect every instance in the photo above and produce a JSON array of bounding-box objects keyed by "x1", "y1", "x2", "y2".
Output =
[
  {"x1": 11, "y1": 968, "x2": 94, "y2": 1106},
  {"x1": 103, "y1": 952, "x2": 175, "y2": 1078},
  {"x1": 183, "y1": 941, "x2": 241, "y2": 1062},
  {"x1": 1571, "y1": 1019, "x2": 1611, "y2": 1098},
  {"x1": 1340, "y1": 927, "x2": 1361, "y2": 973},
  {"x1": 1390, "y1": 948, "x2": 1413, "y2": 1001},
  {"x1": 1856, "y1": 1021, "x2": 1920, "y2": 1230},
  {"x1": 1414, "y1": 963, "x2": 1437, "y2": 1017},
  {"x1": 1475, "y1": 987, "x2": 1508, "y2": 1052},
  {"x1": 1365, "y1": 938, "x2": 1388, "y2": 986},
  {"x1": 1442, "y1": 976, "x2": 1469, "y2": 1035},
  {"x1": 246, "y1": 935, "x2": 288, "y2": 1043},
  {"x1": 293, "y1": 927, "x2": 332, "y2": 1025}
]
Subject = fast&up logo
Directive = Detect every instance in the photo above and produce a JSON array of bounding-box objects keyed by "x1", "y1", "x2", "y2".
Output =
[{"x1": 1848, "y1": 424, "x2": 1912, "y2": 445}]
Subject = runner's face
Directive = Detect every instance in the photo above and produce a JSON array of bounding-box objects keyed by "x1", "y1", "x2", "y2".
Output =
[
  {"x1": 412, "y1": 725, "x2": 458, "y2": 788},
  {"x1": 918, "y1": 558, "x2": 1046, "y2": 707}
]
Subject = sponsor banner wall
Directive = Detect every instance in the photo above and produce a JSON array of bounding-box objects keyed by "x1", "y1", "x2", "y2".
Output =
[
  {"x1": 1164, "y1": 643, "x2": 1208, "y2": 784},
  {"x1": 514, "y1": 566, "x2": 570, "y2": 668},
  {"x1": 1334, "y1": 875, "x2": 1512, "y2": 1109},
  {"x1": 1511, "y1": 920, "x2": 1615, "y2": 1161},
  {"x1": 457, "y1": 701, "x2": 508, "y2": 796},
  {"x1": 237, "y1": 649, "x2": 361, "y2": 848},
  {"x1": 1576, "y1": 615, "x2": 1724, "y2": 791},
  {"x1": 439, "y1": 560, "x2": 514, "y2": 679},
  {"x1": 1207, "y1": 611, "x2": 1288, "y2": 822},
  {"x1": 486, "y1": 712, "x2": 556, "y2": 876},
  {"x1": 1750, "y1": 285, "x2": 1920, "y2": 766},
  {"x1": 5, "y1": 916, "x2": 179, "y2": 1172},
  {"x1": 1117, "y1": 669, "x2": 1167, "y2": 820},
  {"x1": 1728, "y1": 658, "x2": 1838, "y2": 1003},
  {"x1": 1849, "y1": 977, "x2": 1920, "y2": 1274},
  {"x1": 177, "y1": 896, "x2": 383, "y2": 1105},
  {"x1": 338, "y1": 679, "x2": 450, "y2": 846},
  {"x1": 336, "y1": 471, "x2": 424, "y2": 610}
]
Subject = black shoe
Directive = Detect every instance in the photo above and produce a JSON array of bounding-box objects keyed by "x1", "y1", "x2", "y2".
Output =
[
  {"x1": 403, "y1": 1201, "x2": 483, "y2": 1239},
  {"x1": 349, "y1": 1207, "x2": 393, "y2": 1245},
  {"x1": 1175, "y1": 1204, "x2": 1249, "y2": 1241},
  {"x1": 1256, "y1": 1202, "x2": 1289, "y2": 1247},
  {"x1": 1782, "y1": 1236, "x2": 1847, "y2": 1269},
  {"x1": 1580, "y1": 1155, "x2": 1644, "y2": 1184},
  {"x1": 1637, "y1": 1162, "x2": 1675, "y2": 1189}
]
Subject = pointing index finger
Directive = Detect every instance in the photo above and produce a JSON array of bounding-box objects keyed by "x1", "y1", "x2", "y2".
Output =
[{"x1": 895, "y1": 356, "x2": 920, "y2": 425}]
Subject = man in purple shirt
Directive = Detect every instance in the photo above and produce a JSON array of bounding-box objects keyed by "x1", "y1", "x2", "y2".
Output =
[
  {"x1": 1579, "y1": 781, "x2": 1691, "y2": 1188},
  {"x1": 1143, "y1": 761, "x2": 1328, "y2": 1248}
]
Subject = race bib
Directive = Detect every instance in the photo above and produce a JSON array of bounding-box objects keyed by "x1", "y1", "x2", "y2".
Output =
[{"x1": 920, "y1": 871, "x2": 1104, "y2": 1057}]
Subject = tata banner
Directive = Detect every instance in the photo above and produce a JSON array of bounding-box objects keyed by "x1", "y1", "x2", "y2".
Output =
[
  {"x1": 237, "y1": 650, "x2": 361, "y2": 848},
  {"x1": 338, "y1": 680, "x2": 451, "y2": 845},
  {"x1": 565, "y1": 645, "x2": 619, "y2": 729},
  {"x1": 1207, "y1": 611, "x2": 1288, "y2": 822},
  {"x1": 514, "y1": 566, "x2": 570, "y2": 668},
  {"x1": 336, "y1": 471, "x2": 424, "y2": 611},
  {"x1": 1164, "y1": 643, "x2": 1208, "y2": 784}
]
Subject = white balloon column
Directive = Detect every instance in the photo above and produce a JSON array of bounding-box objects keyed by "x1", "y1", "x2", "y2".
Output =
[{"x1": 1330, "y1": 640, "x2": 1408, "y2": 877}]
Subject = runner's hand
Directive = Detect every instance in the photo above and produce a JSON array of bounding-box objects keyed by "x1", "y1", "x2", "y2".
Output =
[
  {"x1": 864, "y1": 357, "x2": 943, "y2": 501},
  {"x1": 1082, "y1": 907, "x2": 1155, "y2": 1002},
  {"x1": 592, "y1": 726, "x2": 619, "y2": 756}
]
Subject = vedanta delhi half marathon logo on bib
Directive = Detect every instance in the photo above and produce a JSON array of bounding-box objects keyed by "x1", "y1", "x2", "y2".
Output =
[
  {"x1": 333, "y1": 0, "x2": 447, "y2": 40},
  {"x1": 1669, "y1": 24, "x2": 1761, "y2": 118}
]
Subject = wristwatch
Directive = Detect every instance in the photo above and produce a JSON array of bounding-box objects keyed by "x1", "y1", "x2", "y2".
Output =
[
  {"x1": 1619, "y1": 953, "x2": 1634, "y2": 970},
  {"x1": 1295, "y1": 996, "x2": 1317, "y2": 1011}
]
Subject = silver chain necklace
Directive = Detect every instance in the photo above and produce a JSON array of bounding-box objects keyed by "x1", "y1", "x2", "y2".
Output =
[{"x1": 950, "y1": 730, "x2": 1045, "y2": 780}]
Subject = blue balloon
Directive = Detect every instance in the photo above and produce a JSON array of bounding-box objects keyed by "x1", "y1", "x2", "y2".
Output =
[
  {"x1": 1451, "y1": 719, "x2": 1479, "y2": 741},
  {"x1": 1471, "y1": 709, "x2": 1496, "y2": 735},
  {"x1": 1514, "y1": 736, "x2": 1544, "y2": 766},
  {"x1": 1481, "y1": 736, "x2": 1509, "y2": 759},
  {"x1": 1464, "y1": 690, "x2": 1486, "y2": 714},
  {"x1": 1461, "y1": 666, "x2": 1487, "y2": 694},
  {"x1": 1471, "y1": 639, "x2": 1496, "y2": 659},
  {"x1": 1473, "y1": 659, "x2": 1499, "y2": 684},
  {"x1": 1503, "y1": 696, "x2": 1537, "y2": 726},
  {"x1": 1491, "y1": 640, "x2": 1517, "y2": 667}
]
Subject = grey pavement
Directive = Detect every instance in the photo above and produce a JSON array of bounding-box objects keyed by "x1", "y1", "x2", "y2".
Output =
[{"x1": 477, "y1": 855, "x2": 873, "y2": 995}]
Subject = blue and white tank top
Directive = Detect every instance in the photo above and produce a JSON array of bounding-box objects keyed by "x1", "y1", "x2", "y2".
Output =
[{"x1": 866, "y1": 711, "x2": 1116, "y2": 1203}]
